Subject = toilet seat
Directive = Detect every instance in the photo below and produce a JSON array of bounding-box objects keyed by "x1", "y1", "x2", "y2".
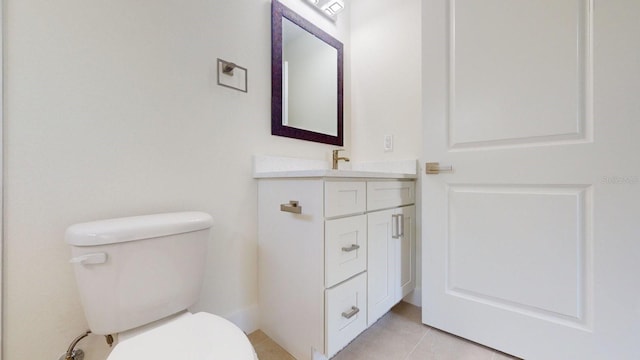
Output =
[{"x1": 107, "y1": 312, "x2": 257, "y2": 360}]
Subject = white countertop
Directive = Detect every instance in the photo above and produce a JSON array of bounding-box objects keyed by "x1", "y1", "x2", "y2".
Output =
[
  {"x1": 253, "y1": 155, "x2": 419, "y2": 179},
  {"x1": 253, "y1": 169, "x2": 417, "y2": 179}
]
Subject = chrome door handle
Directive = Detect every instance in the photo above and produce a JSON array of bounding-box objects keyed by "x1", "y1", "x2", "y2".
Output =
[
  {"x1": 341, "y1": 306, "x2": 360, "y2": 319},
  {"x1": 341, "y1": 244, "x2": 360, "y2": 252},
  {"x1": 426, "y1": 162, "x2": 453, "y2": 175}
]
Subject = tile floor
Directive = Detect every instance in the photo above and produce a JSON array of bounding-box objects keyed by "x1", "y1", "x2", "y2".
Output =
[{"x1": 248, "y1": 302, "x2": 521, "y2": 360}]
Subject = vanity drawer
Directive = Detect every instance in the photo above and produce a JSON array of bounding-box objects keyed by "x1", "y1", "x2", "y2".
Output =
[
  {"x1": 325, "y1": 215, "x2": 367, "y2": 288},
  {"x1": 325, "y1": 181, "x2": 367, "y2": 218},
  {"x1": 367, "y1": 181, "x2": 415, "y2": 211},
  {"x1": 325, "y1": 272, "x2": 367, "y2": 358}
]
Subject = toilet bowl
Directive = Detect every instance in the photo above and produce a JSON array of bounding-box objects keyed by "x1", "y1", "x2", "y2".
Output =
[
  {"x1": 107, "y1": 312, "x2": 257, "y2": 360},
  {"x1": 65, "y1": 212, "x2": 257, "y2": 360}
]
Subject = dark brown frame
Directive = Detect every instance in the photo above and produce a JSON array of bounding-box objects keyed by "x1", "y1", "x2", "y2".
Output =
[{"x1": 271, "y1": 0, "x2": 344, "y2": 146}]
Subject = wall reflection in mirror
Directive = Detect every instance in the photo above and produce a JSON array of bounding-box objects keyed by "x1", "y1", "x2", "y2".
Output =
[
  {"x1": 282, "y1": 18, "x2": 338, "y2": 136},
  {"x1": 271, "y1": 0, "x2": 344, "y2": 145}
]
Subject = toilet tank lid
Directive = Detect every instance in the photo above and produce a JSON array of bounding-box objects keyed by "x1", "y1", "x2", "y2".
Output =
[{"x1": 65, "y1": 212, "x2": 213, "y2": 246}]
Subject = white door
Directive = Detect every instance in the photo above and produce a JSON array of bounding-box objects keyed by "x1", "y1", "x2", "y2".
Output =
[{"x1": 422, "y1": 1, "x2": 640, "y2": 359}]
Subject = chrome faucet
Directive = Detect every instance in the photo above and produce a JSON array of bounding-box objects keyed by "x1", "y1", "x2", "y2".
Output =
[{"x1": 332, "y1": 149, "x2": 350, "y2": 170}]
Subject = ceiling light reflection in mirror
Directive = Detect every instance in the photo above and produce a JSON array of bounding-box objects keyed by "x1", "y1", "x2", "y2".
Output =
[{"x1": 308, "y1": 0, "x2": 345, "y2": 18}]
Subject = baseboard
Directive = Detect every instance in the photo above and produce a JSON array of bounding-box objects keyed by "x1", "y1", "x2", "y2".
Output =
[
  {"x1": 225, "y1": 303, "x2": 260, "y2": 334},
  {"x1": 226, "y1": 290, "x2": 421, "y2": 335},
  {"x1": 403, "y1": 287, "x2": 422, "y2": 307}
]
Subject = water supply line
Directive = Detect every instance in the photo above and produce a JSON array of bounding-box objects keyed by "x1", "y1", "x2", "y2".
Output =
[
  {"x1": 60, "y1": 330, "x2": 114, "y2": 360},
  {"x1": 63, "y1": 330, "x2": 90, "y2": 360}
]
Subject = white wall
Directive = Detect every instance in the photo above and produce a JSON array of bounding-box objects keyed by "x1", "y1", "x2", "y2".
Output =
[
  {"x1": 3, "y1": 0, "x2": 423, "y2": 358},
  {"x1": 3, "y1": 0, "x2": 349, "y2": 359},
  {"x1": 350, "y1": 0, "x2": 422, "y2": 161}
]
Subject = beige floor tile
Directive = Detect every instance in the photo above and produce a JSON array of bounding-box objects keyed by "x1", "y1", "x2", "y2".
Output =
[
  {"x1": 406, "y1": 328, "x2": 495, "y2": 360},
  {"x1": 247, "y1": 329, "x2": 269, "y2": 345},
  {"x1": 331, "y1": 302, "x2": 429, "y2": 360},
  {"x1": 388, "y1": 300, "x2": 423, "y2": 322},
  {"x1": 250, "y1": 302, "x2": 520, "y2": 360},
  {"x1": 248, "y1": 330, "x2": 296, "y2": 360},
  {"x1": 338, "y1": 330, "x2": 418, "y2": 360}
]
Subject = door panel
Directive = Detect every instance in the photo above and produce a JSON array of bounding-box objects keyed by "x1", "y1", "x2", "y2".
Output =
[
  {"x1": 423, "y1": 0, "x2": 640, "y2": 359},
  {"x1": 447, "y1": 185, "x2": 590, "y2": 324},
  {"x1": 449, "y1": 0, "x2": 591, "y2": 149}
]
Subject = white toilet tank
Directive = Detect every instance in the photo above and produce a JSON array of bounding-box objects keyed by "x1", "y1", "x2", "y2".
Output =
[{"x1": 65, "y1": 212, "x2": 214, "y2": 335}]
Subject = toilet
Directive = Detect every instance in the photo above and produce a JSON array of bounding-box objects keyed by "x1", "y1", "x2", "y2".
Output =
[{"x1": 65, "y1": 212, "x2": 257, "y2": 359}]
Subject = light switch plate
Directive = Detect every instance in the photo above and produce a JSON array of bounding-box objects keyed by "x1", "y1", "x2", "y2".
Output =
[{"x1": 384, "y1": 135, "x2": 393, "y2": 152}]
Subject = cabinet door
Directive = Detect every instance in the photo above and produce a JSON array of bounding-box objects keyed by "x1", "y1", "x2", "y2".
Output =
[
  {"x1": 396, "y1": 205, "x2": 416, "y2": 300},
  {"x1": 367, "y1": 208, "x2": 396, "y2": 326},
  {"x1": 367, "y1": 206, "x2": 416, "y2": 326}
]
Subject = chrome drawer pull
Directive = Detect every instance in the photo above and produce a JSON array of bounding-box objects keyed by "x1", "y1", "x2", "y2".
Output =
[
  {"x1": 341, "y1": 244, "x2": 360, "y2": 252},
  {"x1": 280, "y1": 200, "x2": 302, "y2": 214},
  {"x1": 392, "y1": 214, "x2": 400, "y2": 239},
  {"x1": 341, "y1": 306, "x2": 360, "y2": 319},
  {"x1": 392, "y1": 214, "x2": 405, "y2": 239}
]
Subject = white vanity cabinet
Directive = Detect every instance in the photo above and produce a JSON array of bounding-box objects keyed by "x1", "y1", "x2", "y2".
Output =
[{"x1": 258, "y1": 176, "x2": 415, "y2": 360}]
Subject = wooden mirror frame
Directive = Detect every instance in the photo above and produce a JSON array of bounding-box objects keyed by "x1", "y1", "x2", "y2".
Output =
[{"x1": 271, "y1": 0, "x2": 344, "y2": 146}]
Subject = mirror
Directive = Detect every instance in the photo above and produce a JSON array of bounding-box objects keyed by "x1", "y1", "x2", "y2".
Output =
[{"x1": 271, "y1": 0, "x2": 344, "y2": 146}]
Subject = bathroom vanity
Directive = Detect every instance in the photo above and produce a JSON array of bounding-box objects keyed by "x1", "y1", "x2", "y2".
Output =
[{"x1": 256, "y1": 170, "x2": 416, "y2": 360}]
